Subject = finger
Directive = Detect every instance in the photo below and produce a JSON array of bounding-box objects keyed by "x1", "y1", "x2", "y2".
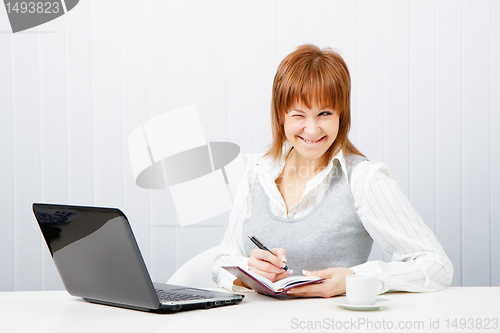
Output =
[
  {"x1": 286, "y1": 284, "x2": 327, "y2": 298},
  {"x1": 271, "y1": 248, "x2": 287, "y2": 263},
  {"x1": 274, "y1": 269, "x2": 291, "y2": 281},
  {"x1": 287, "y1": 282, "x2": 340, "y2": 298},
  {"x1": 248, "y1": 260, "x2": 283, "y2": 275},
  {"x1": 304, "y1": 267, "x2": 335, "y2": 278},
  {"x1": 249, "y1": 267, "x2": 281, "y2": 282},
  {"x1": 248, "y1": 254, "x2": 284, "y2": 274},
  {"x1": 251, "y1": 248, "x2": 285, "y2": 270}
]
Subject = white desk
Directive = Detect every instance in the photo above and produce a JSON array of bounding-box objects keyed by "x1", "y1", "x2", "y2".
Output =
[{"x1": 1, "y1": 287, "x2": 499, "y2": 333}]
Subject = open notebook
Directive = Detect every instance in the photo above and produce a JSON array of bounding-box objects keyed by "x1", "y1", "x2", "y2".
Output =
[{"x1": 223, "y1": 265, "x2": 324, "y2": 296}]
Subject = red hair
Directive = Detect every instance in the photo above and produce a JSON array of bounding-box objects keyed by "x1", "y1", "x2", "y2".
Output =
[{"x1": 266, "y1": 44, "x2": 364, "y2": 162}]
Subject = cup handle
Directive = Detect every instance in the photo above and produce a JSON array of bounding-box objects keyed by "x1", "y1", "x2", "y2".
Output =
[{"x1": 377, "y1": 279, "x2": 386, "y2": 294}]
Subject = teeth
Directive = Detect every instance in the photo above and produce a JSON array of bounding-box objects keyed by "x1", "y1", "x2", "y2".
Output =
[{"x1": 302, "y1": 137, "x2": 322, "y2": 143}]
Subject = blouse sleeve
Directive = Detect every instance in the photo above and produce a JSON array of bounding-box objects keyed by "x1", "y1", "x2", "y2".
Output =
[
  {"x1": 211, "y1": 155, "x2": 257, "y2": 292},
  {"x1": 349, "y1": 161, "x2": 454, "y2": 293}
]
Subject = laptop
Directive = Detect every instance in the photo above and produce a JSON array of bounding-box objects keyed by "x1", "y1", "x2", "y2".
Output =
[{"x1": 32, "y1": 203, "x2": 244, "y2": 312}]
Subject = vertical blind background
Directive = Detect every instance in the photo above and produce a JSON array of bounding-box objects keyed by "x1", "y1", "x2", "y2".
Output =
[{"x1": 0, "y1": 0, "x2": 499, "y2": 291}]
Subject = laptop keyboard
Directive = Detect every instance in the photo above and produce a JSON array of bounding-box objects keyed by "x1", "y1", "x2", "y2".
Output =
[{"x1": 155, "y1": 289, "x2": 210, "y2": 302}]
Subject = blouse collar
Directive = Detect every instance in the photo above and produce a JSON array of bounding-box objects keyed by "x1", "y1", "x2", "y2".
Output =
[{"x1": 253, "y1": 143, "x2": 350, "y2": 184}]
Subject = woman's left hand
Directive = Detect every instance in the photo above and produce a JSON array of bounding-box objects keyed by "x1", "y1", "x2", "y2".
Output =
[{"x1": 286, "y1": 267, "x2": 355, "y2": 298}]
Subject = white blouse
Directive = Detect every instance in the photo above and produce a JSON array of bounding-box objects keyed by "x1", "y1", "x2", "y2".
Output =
[{"x1": 212, "y1": 149, "x2": 454, "y2": 293}]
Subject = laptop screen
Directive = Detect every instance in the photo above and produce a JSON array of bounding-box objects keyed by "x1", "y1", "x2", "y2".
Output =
[{"x1": 33, "y1": 203, "x2": 160, "y2": 309}]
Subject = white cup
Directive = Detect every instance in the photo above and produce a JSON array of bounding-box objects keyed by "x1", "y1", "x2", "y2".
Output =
[{"x1": 345, "y1": 275, "x2": 384, "y2": 305}]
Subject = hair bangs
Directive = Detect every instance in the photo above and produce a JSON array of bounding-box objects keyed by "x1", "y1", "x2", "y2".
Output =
[{"x1": 279, "y1": 58, "x2": 340, "y2": 115}]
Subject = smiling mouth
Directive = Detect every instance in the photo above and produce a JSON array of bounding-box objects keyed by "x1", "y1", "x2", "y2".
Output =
[{"x1": 299, "y1": 136, "x2": 325, "y2": 144}]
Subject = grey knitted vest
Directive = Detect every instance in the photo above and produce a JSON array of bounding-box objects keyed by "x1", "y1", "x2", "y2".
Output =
[{"x1": 243, "y1": 155, "x2": 373, "y2": 272}]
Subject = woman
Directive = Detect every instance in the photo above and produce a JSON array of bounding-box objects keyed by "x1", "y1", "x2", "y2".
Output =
[{"x1": 212, "y1": 44, "x2": 453, "y2": 298}]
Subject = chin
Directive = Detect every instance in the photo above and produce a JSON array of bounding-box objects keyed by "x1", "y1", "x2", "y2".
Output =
[{"x1": 294, "y1": 149, "x2": 328, "y2": 161}]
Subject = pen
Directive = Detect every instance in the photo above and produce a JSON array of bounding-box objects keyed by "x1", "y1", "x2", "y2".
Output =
[{"x1": 248, "y1": 235, "x2": 293, "y2": 274}]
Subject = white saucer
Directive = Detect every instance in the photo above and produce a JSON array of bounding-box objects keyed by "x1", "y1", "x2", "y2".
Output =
[{"x1": 331, "y1": 297, "x2": 391, "y2": 311}]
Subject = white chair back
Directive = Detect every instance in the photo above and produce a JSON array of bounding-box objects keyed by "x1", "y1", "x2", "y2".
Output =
[{"x1": 167, "y1": 246, "x2": 220, "y2": 289}]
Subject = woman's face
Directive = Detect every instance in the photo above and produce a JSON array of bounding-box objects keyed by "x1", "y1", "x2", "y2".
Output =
[{"x1": 283, "y1": 101, "x2": 340, "y2": 162}]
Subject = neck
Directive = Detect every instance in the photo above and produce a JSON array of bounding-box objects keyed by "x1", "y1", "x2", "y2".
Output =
[{"x1": 283, "y1": 149, "x2": 328, "y2": 179}]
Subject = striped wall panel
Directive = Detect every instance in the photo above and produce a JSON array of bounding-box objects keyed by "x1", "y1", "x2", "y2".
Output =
[{"x1": 0, "y1": 0, "x2": 498, "y2": 291}]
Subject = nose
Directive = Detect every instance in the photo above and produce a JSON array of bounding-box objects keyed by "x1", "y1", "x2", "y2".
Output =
[{"x1": 303, "y1": 117, "x2": 321, "y2": 137}]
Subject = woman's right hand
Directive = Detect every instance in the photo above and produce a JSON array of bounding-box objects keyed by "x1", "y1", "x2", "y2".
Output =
[{"x1": 247, "y1": 248, "x2": 291, "y2": 282}]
